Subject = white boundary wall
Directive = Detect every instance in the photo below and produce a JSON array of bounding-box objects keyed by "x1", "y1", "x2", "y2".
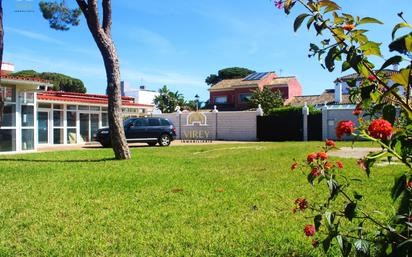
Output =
[
  {"x1": 321, "y1": 104, "x2": 356, "y2": 140},
  {"x1": 154, "y1": 110, "x2": 259, "y2": 141}
]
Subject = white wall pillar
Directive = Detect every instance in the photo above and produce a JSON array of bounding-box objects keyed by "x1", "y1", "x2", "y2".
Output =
[
  {"x1": 322, "y1": 102, "x2": 329, "y2": 140},
  {"x1": 302, "y1": 103, "x2": 309, "y2": 141}
]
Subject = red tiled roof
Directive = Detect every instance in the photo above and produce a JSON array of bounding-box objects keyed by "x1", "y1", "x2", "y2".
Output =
[
  {"x1": 0, "y1": 74, "x2": 51, "y2": 84},
  {"x1": 37, "y1": 91, "x2": 154, "y2": 107}
]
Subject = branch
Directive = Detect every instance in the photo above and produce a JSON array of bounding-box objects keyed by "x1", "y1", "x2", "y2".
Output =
[
  {"x1": 102, "y1": 0, "x2": 112, "y2": 35},
  {"x1": 75, "y1": 0, "x2": 89, "y2": 20},
  {"x1": 86, "y1": 0, "x2": 101, "y2": 32}
]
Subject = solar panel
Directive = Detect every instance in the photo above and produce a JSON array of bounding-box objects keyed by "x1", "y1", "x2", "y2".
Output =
[{"x1": 244, "y1": 72, "x2": 269, "y2": 81}]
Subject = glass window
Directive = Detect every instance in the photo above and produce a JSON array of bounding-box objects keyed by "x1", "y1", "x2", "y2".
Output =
[
  {"x1": 53, "y1": 111, "x2": 63, "y2": 127},
  {"x1": 102, "y1": 107, "x2": 108, "y2": 112},
  {"x1": 148, "y1": 118, "x2": 160, "y2": 126},
  {"x1": 78, "y1": 106, "x2": 89, "y2": 110},
  {"x1": 0, "y1": 129, "x2": 16, "y2": 152},
  {"x1": 239, "y1": 93, "x2": 252, "y2": 103},
  {"x1": 67, "y1": 128, "x2": 77, "y2": 144},
  {"x1": 54, "y1": 129, "x2": 64, "y2": 144},
  {"x1": 22, "y1": 129, "x2": 34, "y2": 151},
  {"x1": 53, "y1": 104, "x2": 62, "y2": 110},
  {"x1": 133, "y1": 118, "x2": 148, "y2": 127},
  {"x1": 90, "y1": 106, "x2": 100, "y2": 111},
  {"x1": 2, "y1": 86, "x2": 16, "y2": 102},
  {"x1": 67, "y1": 105, "x2": 77, "y2": 111},
  {"x1": 21, "y1": 105, "x2": 34, "y2": 127},
  {"x1": 38, "y1": 103, "x2": 51, "y2": 109},
  {"x1": 2, "y1": 104, "x2": 16, "y2": 127},
  {"x1": 214, "y1": 96, "x2": 228, "y2": 104},
  {"x1": 20, "y1": 92, "x2": 34, "y2": 104},
  {"x1": 67, "y1": 111, "x2": 76, "y2": 127},
  {"x1": 102, "y1": 113, "x2": 108, "y2": 127},
  {"x1": 160, "y1": 119, "x2": 170, "y2": 126}
]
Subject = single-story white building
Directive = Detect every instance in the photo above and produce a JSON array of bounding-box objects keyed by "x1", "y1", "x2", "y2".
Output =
[{"x1": 0, "y1": 64, "x2": 155, "y2": 154}]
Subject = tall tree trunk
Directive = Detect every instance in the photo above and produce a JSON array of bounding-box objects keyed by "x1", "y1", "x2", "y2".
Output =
[
  {"x1": 76, "y1": 0, "x2": 131, "y2": 160},
  {"x1": 0, "y1": 0, "x2": 4, "y2": 127}
]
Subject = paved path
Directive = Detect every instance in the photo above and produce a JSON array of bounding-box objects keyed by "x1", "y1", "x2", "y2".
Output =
[
  {"x1": 37, "y1": 140, "x2": 252, "y2": 152},
  {"x1": 329, "y1": 147, "x2": 382, "y2": 159}
]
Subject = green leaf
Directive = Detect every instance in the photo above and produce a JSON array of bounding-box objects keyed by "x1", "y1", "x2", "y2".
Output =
[
  {"x1": 327, "y1": 179, "x2": 340, "y2": 200},
  {"x1": 383, "y1": 105, "x2": 397, "y2": 124},
  {"x1": 344, "y1": 202, "x2": 357, "y2": 221},
  {"x1": 294, "y1": 14, "x2": 310, "y2": 32},
  {"x1": 322, "y1": 236, "x2": 332, "y2": 253},
  {"x1": 336, "y1": 235, "x2": 352, "y2": 257},
  {"x1": 354, "y1": 240, "x2": 370, "y2": 256},
  {"x1": 360, "y1": 41, "x2": 383, "y2": 57},
  {"x1": 319, "y1": 0, "x2": 340, "y2": 13},
  {"x1": 379, "y1": 56, "x2": 403, "y2": 71},
  {"x1": 306, "y1": 16, "x2": 315, "y2": 30},
  {"x1": 391, "y1": 174, "x2": 406, "y2": 201},
  {"x1": 358, "y1": 17, "x2": 383, "y2": 25},
  {"x1": 354, "y1": 191, "x2": 363, "y2": 200},
  {"x1": 391, "y1": 68, "x2": 410, "y2": 87},
  {"x1": 325, "y1": 46, "x2": 339, "y2": 72},
  {"x1": 314, "y1": 214, "x2": 322, "y2": 230},
  {"x1": 284, "y1": 0, "x2": 295, "y2": 15},
  {"x1": 392, "y1": 22, "x2": 412, "y2": 39},
  {"x1": 342, "y1": 61, "x2": 351, "y2": 72},
  {"x1": 406, "y1": 34, "x2": 412, "y2": 52}
]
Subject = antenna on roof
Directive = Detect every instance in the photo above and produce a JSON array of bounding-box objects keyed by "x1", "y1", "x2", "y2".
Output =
[{"x1": 278, "y1": 69, "x2": 283, "y2": 76}]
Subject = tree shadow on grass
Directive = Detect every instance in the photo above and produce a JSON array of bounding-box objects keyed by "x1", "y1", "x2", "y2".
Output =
[{"x1": 0, "y1": 158, "x2": 116, "y2": 163}]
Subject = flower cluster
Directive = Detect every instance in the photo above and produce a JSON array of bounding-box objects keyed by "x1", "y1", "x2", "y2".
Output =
[
  {"x1": 304, "y1": 224, "x2": 316, "y2": 237},
  {"x1": 293, "y1": 198, "x2": 309, "y2": 213},
  {"x1": 336, "y1": 120, "x2": 355, "y2": 139},
  {"x1": 274, "y1": 0, "x2": 283, "y2": 9},
  {"x1": 368, "y1": 119, "x2": 393, "y2": 140}
]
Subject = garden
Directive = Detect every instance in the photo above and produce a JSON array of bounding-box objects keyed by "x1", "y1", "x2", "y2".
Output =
[{"x1": 0, "y1": 142, "x2": 395, "y2": 256}]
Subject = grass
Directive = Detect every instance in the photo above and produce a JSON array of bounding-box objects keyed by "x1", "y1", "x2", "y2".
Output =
[{"x1": 0, "y1": 141, "x2": 399, "y2": 256}]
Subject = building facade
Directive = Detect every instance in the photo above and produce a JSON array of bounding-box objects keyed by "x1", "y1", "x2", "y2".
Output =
[
  {"x1": 0, "y1": 64, "x2": 155, "y2": 154},
  {"x1": 208, "y1": 72, "x2": 302, "y2": 111}
]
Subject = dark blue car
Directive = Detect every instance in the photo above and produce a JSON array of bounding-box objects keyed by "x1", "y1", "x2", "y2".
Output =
[{"x1": 94, "y1": 117, "x2": 177, "y2": 147}]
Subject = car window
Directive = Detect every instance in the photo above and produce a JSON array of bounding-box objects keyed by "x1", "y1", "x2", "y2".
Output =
[
  {"x1": 133, "y1": 118, "x2": 148, "y2": 127},
  {"x1": 123, "y1": 118, "x2": 133, "y2": 127},
  {"x1": 160, "y1": 119, "x2": 170, "y2": 126},
  {"x1": 148, "y1": 118, "x2": 160, "y2": 126}
]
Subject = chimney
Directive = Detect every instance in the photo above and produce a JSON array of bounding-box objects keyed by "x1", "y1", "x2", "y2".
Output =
[
  {"x1": 335, "y1": 82, "x2": 342, "y2": 103},
  {"x1": 140, "y1": 85, "x2": 146, "y2": 90},
  {"x1": 1, "y1": 62, "x2": 15, "y2": 75}
]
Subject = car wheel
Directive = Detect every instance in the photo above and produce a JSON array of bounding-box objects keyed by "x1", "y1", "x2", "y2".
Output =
[
  {"x1": 158, "y1": 134, "x2": 171, "y2": 147},
  {"x1": 147, "y1": 142, "x2": 157, "y2": 147}
]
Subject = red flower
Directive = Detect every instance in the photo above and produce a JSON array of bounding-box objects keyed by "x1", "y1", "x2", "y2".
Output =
[
  {"x1": 343, "y1": 23, "x2": 355, "y2": 31},
  {"x1": 311, "y1": 167, "x2": 321, "y2": 177},
  {"x1": 368, "y1": 119, "x2": 393, "y2": 140},
  {"x1": 291, "y1": 162, "x2": 298, "y2": 170},
  {"x1": 336, "y1": 120, "x2": 355, "y2": 139},
  {"x1": 294, "y1": 198, "x2": 309, "y2": 211},
  {"x1": 307, "y1": 153, "x2": 317, "y2": 164},
  {"x1": 317, "y1": 152, "x2": 328, "y2": 160},
  {"x1": 324, "y1": 162, "x2": 334, "y2": 170},
  {"x1": 406, "y1": 181, "x2": 412, "y2": 189},
  {"x1": 325, "y1": 139, "x2": 336, "y2": 148},
  {"x1": 368, "y1": 75, "x2": 377, "y2": 81},
  {"x1": 304, "y1": 224, "x2": 316, "y2": 237},
  {"x1": 274, "y1": 0, "x2": 283, "y2": 9},
  {"x1": 336, "y1": 161, "x2": 344, "y2": 169},
  {"x1": 353, "y1": 105, "x2": 362, "y2": 116}
]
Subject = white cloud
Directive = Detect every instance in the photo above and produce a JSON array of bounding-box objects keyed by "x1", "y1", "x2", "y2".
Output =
[{"x1": 5, "y1": 27, "x2": 66, "y2": 45}]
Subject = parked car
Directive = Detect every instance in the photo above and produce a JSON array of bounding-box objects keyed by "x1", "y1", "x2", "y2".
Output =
[{"x1": 93, "y1": 117, "x2": 177, "y2": 147}]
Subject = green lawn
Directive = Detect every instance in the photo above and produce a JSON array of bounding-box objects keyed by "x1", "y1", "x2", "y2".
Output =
[{"x1": 0, "y1": 142, "x2": 397, "y2": 256}]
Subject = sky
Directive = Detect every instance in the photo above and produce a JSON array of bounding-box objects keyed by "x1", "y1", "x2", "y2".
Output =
[{"x1": 3, "y1": 0, "x2": 412, "y2": 102}]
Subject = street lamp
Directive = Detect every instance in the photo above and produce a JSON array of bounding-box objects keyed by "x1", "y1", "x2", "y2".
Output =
[{"x1": 195, "y1": 94, "x2": 200, "y2": 111}]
